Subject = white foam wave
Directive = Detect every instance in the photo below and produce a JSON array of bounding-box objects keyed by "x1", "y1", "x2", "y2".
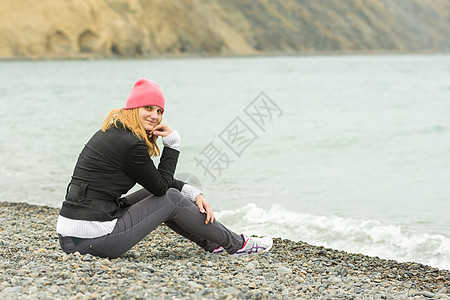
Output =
[{"x1": 215, "y1": 203, "x2": 450, "y2": 270}]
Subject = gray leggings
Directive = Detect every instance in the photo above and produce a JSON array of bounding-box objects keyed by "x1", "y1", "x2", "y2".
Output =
[{"x1": 59, "y1": 188, "x2": 243, "y2": 258}]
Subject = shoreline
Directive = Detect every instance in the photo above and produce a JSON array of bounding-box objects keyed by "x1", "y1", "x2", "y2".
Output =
[
  {"x1": 1, "y1": 49, "x2": 449, "y2": 62},
  {"x1": 1, "y1": 201, "x2": 449, "y2": 299}
]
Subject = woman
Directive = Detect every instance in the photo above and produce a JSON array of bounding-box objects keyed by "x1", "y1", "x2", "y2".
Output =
[{"x1": 56, "y1": 78, "x2": 272, "y2": 258}]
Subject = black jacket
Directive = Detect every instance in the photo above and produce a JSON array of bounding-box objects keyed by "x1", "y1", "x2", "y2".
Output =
[{"x1": 59, "y1": 125, "x2": 185, "y2": 221}]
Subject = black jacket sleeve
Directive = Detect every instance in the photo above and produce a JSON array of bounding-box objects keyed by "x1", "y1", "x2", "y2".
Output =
[
  {"x1": 123, "y1": 143, "x2": 181, "y2": 196},
  {"x1": 170, "y1": 178, "x2": 186, "y2": 191}
]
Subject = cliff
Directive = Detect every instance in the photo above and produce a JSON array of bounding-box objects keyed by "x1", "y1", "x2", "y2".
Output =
[{"x1": 0, "y1": 0, "x2": 449, "y2": 59}]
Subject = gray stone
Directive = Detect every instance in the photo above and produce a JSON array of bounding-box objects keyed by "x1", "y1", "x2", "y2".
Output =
[
  {"x1": 82, "y1": 254, "x2": 94, "y2": 261},
  {"x1": 327, "y1": 276, "x2": 343, "y2": 284},
  {"x1": 1, "y1": 202, "x2": 449, "y2": 300},
  {"x1": 187, "y1": 281, "x2": 200, "y2": 289},
  {"x1": 318, "y1": 249, "x2": 327, "y2": 255},
  {"x1": 99, "y1": 258, "x2": 111, "y2": 265},
  {"x1": 334, "y1": 265, "x2": 343, "y2": 272},
  {"x1": 3, "y1": 286, "x2": 23, "y2": 294},
  {"x1": 250, "y1": 269, "x2": 262, "y2": 276},
  {"x1": 354, "y1": 281, "x2": 363, "y2": 287},
  {"x1": 277, "y1": 266, "x2": 292, "y2": 274},
  {"x1": 226, "y1": 287, "x2": 239, "y2": 295},
  {"x1": 422, "y1": 291, "x2": 435, "y2": 298},
  {"x1": 246, "y1": 262, "x2": 257, "y2": 269},
  {"x1": 248, "y1": 282, "x2": 258, "y2": 289}
]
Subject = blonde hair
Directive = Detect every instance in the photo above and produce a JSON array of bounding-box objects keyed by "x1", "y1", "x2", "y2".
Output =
[{"x1": 102, "y1": 108, "x2": 160, "y2": 157}]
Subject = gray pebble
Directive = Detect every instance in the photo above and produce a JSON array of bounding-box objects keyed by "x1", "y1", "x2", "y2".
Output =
[
  {"x1": 422, "y1": 291, "x2": 435, "y2": 298},
  {"x1": 277, "y1": 266, "x2": 292, "y2": 274},
  {"x1": 250, "y1": 269, "x2": 262, "y2": 276},
  {"x1": 0, "y1": 202, "x2": 449, "y2": 300},
  {"x1": 327, "y1": 276, "x2": 343, "y2": 284},
  {"x1": 187, "y1": 281, "x2": 200, "y2": 288},
  {"x1": 3, "y1": 286, "x2": 23, "y2": 294}
]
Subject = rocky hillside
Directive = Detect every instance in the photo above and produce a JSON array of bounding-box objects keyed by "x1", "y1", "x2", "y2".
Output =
[{"x1": 0, "y1": 0, "x2": 449, "y2": 59}]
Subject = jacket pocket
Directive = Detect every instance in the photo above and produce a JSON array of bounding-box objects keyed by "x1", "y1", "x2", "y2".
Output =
[{"x1": 66, "y1": 182, "x2": 89, "y2": 203}]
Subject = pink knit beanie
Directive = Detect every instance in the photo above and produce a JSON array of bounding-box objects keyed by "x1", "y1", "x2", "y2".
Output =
[{"x1": 123, "y1": 78, "x2": 165, "y2": 112}]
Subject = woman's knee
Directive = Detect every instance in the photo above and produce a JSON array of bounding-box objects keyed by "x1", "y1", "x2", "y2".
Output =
[{"x1": 166, "y1": 188, "x2": 191, "y2": 207}]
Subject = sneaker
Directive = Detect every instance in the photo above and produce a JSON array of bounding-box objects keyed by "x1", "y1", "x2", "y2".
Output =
[
  {"x1": 233, "y1": 234, "x2": 273, "y2": 255},
  {"x1": 212, "y1": 246, "x2": 225, "y2": 254}
]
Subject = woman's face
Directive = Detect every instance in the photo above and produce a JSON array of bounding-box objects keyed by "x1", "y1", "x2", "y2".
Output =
[{"x1": 138, "y1": 105, "x2": 162, "y2": 131}]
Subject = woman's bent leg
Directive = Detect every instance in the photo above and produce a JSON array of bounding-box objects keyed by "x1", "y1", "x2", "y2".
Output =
[
  {"x1": 59, "y1": 188, "x2": 243, "y2": 258},
  {"x1": 164, "y1": 220, "x2": 220, "y2": 252},
  {"x1": 126, "y1": 188, "x2": 235, "y2": 252},
  {"x1": 160, "y1": 189, "x2": 243, "y2": 254}
]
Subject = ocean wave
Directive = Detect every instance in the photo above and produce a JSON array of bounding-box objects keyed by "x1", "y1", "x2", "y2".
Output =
[{"x1": 215, "y1": 203, "x2": 450, "y2": 270}]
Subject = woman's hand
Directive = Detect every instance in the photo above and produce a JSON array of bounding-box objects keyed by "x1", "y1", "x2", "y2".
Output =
[
  {"x1": 195, "y1": 194, "x2": 216, "y2": 224},
  {"x1": 149, "y1": 123, "x2": 173, "y2": 138}
]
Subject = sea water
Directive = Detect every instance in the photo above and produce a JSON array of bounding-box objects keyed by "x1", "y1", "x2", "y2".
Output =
[{"x1": 0, "y1": 55, "x2": 449, "y2": 270}]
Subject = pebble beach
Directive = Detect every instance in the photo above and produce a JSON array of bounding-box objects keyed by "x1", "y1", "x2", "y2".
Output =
[{"x1": 0, "y1": 202, "x2": 449, "y2": 300}]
